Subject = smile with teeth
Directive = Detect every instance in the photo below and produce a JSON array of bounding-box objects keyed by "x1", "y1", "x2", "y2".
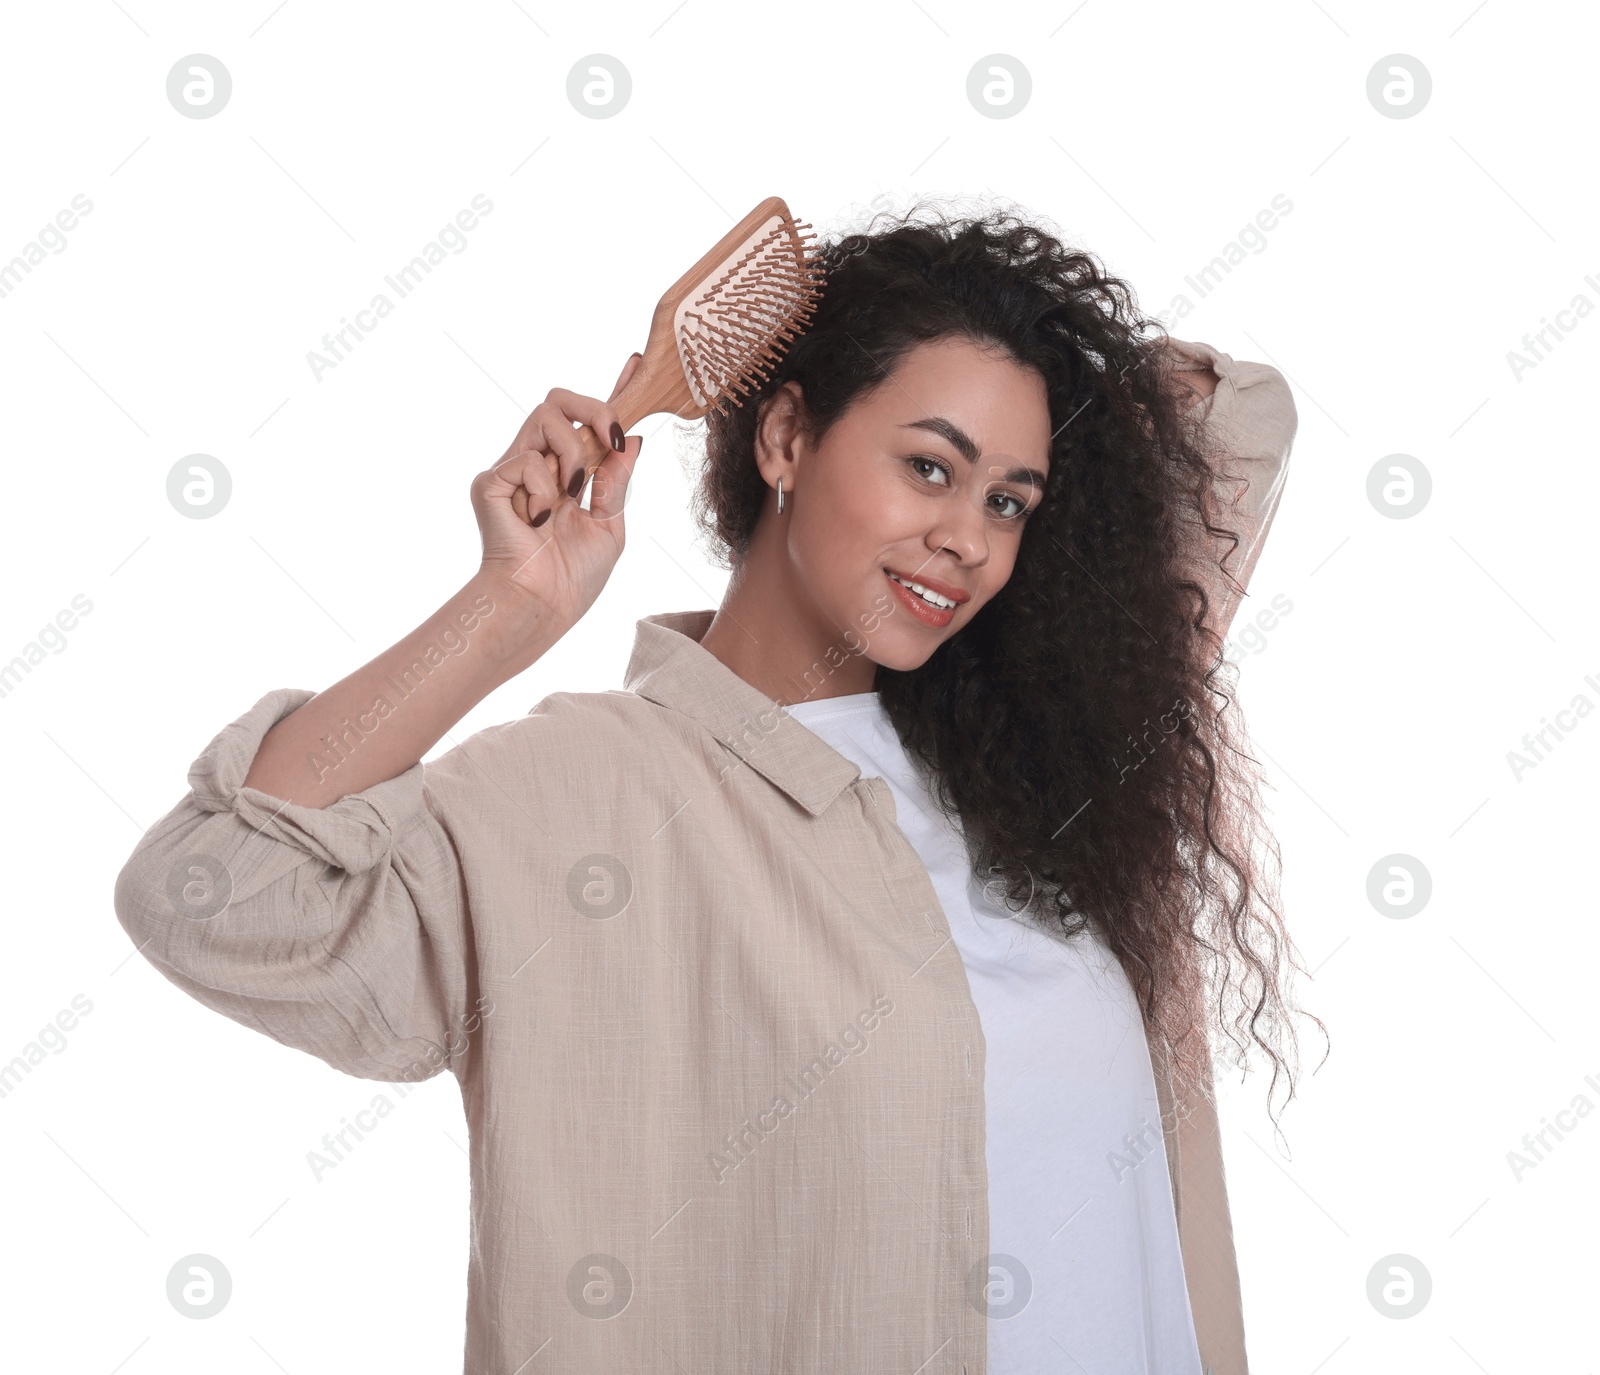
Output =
[{"x1": 887, "y1": 571, "x2": 959, "y2": 610}]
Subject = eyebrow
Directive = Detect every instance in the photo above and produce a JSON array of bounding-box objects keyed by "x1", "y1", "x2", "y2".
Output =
[{"x1": 898, "y1": 417, "x2": 1047, "y2": 488}]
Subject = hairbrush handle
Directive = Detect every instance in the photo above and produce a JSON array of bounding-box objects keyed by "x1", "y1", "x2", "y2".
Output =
[{"x1": 534, "y1": 330, "x2": 688, "y2": 501}]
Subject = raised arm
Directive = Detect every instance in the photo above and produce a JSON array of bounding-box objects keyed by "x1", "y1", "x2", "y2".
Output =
[
  {"x1": 245, "y1": 358, "x2": 644, "y2": 810},
  {"x1": 1160, "y1": 335, "x2": 1298, "y2": 642},
  {"x1": 112, "y1": 365, "x2": 644, "y2": 1081}
]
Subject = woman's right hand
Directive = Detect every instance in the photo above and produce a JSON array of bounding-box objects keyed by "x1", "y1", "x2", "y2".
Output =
[{"x1": 469, "y1": 352, "x2": 644, "y2": 631}]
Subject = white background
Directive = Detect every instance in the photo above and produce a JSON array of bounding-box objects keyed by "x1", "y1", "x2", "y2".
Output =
[{"x1": 1, "y1": 1, "x2": 1595, "y2": 1371}]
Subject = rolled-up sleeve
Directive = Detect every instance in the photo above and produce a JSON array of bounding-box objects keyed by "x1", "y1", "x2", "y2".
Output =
[
  {"x1": 1165, "y1": 335, "x2": 1299, "y2": 640},
  {"x1": 113, "y1": 688, "x2": 476, "y2": 1083}
]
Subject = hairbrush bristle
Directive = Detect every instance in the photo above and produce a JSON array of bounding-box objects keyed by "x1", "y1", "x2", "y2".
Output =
[{"x1": 674, "y1": 216, "x2": 827, "y2": 418}]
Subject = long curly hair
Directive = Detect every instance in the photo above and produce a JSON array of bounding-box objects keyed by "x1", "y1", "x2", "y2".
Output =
[{"x1": 688, "y1": 196, "x2": 1326, "y2": 1131}]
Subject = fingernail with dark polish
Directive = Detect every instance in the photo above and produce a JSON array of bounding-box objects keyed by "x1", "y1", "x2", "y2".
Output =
[
  {"x1": 610, "y1": 422, "x2": 625, "y2": 452},
  {"x1": 568, "y1": 467, "x2": 586, "y2": 498},
  {"x1": 531, "y1": 507, "x2": 551, "y2": 527}
]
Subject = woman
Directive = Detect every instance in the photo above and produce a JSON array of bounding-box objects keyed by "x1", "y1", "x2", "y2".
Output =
[{"x1": 115, "y1": 202, "x2": 1319, "y2": 1374}]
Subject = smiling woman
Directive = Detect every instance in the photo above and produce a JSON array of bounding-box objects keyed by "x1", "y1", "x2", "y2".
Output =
[
  {"x1": 693, "y1": 202, "x2": 1319, "y2": 1367},
  {"x1": 113, "y1": 194, "x2": 1314, "y2": 1375}
]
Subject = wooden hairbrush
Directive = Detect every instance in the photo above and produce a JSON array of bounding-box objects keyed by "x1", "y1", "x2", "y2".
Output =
[{"x1": 518, "y1": 194, "x2": 826, "y2": 517}]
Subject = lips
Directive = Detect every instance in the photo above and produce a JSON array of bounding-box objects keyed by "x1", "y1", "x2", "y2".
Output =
[
  {"x1": 883, "y1": 567, "x2": 970, "y2": 604},
  {"x1": 884, "y1": 569, "x2": 961, "y2": 628}
]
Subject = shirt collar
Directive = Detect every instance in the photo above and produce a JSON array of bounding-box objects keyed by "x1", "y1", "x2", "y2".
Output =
[{"x1": 622, "y1": 610, "x2": 865, "y2": 817}]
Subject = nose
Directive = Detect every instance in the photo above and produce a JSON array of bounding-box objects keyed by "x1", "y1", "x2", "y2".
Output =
[{"x1": 923, "y1": 488, "x2": 992, "y2": 569}]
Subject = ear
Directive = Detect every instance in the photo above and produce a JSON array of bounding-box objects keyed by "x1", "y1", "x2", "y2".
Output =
[
  {"x1": 753, "y1": 381, "x2": 807, "y2": 490},
  {"x1": 755, "y1": 381, "x2": 806, "y2": 445}
]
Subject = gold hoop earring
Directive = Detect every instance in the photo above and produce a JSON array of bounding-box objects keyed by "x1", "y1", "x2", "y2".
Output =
[{"x1": 777, "y1": 477, "x2": 786, "y2": 514}]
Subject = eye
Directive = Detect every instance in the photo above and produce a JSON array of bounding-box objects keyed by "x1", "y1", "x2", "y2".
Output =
[
  {"x1": 908, "y1": 454, "x2": 952, "y2": 485},
  {"x1": 910, "y1": 452, "x2": 1037, "y2": 521}
]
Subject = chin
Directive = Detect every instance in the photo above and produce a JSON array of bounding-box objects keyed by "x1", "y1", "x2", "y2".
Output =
[{"x1": 868, "y1": 632, "x2": 946, "y2": 673}]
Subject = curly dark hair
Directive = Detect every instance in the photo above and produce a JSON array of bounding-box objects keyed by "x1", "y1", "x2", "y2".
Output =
[{"x1": 688, "y1": 196, "x2": 1326, "y2": 1131}]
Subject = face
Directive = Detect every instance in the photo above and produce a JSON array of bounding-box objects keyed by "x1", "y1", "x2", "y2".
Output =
[{"x1": 759, "y1": 334, "x2": 1053, "y2": 672}]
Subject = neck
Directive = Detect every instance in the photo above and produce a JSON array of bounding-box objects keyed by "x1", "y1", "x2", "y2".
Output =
[{"x1": 700, "y1": 536, "x2": 878, "y2": 707}]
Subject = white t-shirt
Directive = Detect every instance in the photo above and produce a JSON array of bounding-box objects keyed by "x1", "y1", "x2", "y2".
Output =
[{"x1": 784, "y1": 691, "x2": 1203, "y2": 1375}]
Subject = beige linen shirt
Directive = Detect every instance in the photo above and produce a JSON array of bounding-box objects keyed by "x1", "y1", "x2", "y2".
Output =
[{"x1": 113, "y1": 338, "x2": 1295, "y2": 1375}]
